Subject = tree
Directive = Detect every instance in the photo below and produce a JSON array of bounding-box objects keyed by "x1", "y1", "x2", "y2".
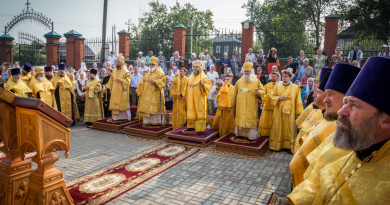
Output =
[
  {"x1": 337, "y1": 0, "x2": 390, "y2": 44},
  {"x1": 129, "y1": 1, "x2": 215, "y2": 59}
]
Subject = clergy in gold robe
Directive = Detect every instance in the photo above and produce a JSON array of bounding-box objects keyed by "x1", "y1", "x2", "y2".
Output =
[
  {"x1": 4, "y1": 68, "x2": 32, "y2": 97},
  {"x1": 83, "y1": 69, "x2": 104, "y2": 124},
  {"x1": 185, "y1": 60, "x2": 212, "y2": 133},
  {"x1": 29, "y1": 66, "x2": 56, "y2": 108},
  {"x1": 106, "y1": 55, "x2": 131, "y2": 121},
  {"x1": 258, "y1": 72, "x2": 279, "y2": 137},
  {"x1": 230, "y1": 62, "x2": 265, "y2": 140},
  {"x1": 269, "y1": 70, "x2": 303, "y2": 152},
  {"x1": 170, "y1": 67, "x2": 188, "y2": 130},
  {"x1": 137, "y1": 57, "x2": 166, "y2": 125},
  {"x1": 211, "y1": 74, "x2": 235, "y2": 137},
  {"x1": 21, "y1": 62, "x2": 33, "y2": 86},
  {"x1": 295, "y1": 103, "x2": 314, "y2": 128},
  {"x1": 45, "y1": 66, "x2": 54, "y2": 83},
  {"x1": 52, "y1": 64, "x2": 80, "y2": 126}
]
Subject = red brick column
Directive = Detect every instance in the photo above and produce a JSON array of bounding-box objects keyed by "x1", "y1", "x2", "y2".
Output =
[
  {"x1": 0, "y1": 34, "x2": 14, "y2": 64},
  {"x1": 44, "y1": 31, "x2": 61, "y2": 66},
  {"x1": 241, "y1": 20, "x2": 254, "y2": 63},
  {"x1": 74, "y1": 36, "x2": 85, "y2": 70},
  {"x1": 64, "y1": 30, "x2": 83, "y2": 69},
  {"x1": 324, "y1": 14, "x2": 340, "y2": 58},
  {"x1": 118, "y1": 30, "x2": 130, "y2": 61},
  {"x1": 174, "y1": 24, "x2": 186, "y2": 58}
]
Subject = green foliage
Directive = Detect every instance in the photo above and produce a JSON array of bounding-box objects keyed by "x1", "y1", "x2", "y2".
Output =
[
  {"x1": 337, "y1": 0, "x2": 390, "y2": 44},
  {"x1": 129, "y1": 1, "x2": 215, "y2": 59},
  {"x1": 13, "y1": 41, "x2": 46, "y2": 66}
]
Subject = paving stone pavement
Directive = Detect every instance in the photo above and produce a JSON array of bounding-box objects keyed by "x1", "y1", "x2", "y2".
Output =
[{"x1": 50, "y1": 124, "x2": 293, "y2": 205}]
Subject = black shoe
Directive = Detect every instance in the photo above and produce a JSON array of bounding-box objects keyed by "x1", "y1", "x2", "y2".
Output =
[
  {"x1": 86, "y1": 122, "x2": 93, "y2": 126},
  {"x1": 186, "y1": 128, "x2": 195, "y2": 132}
]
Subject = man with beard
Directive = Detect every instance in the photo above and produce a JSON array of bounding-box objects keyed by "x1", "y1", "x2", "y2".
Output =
[
  {"x1": 106, "y1": 55, "x2": 131, "y2": 121},
  {"x1": 289, "y1": 56, "x2": 390, "y2": 204},
  {"x1": 288, "y1": 63, "x2": 361, "y2": 202},
  {"x1": 21, "y1": 62, "x2": 33, "y2": 85},
  {"x1": 185, "y1": 60, "x2": 212, "y2": 133},
  {"x1": 4, "y1": 68, "x2": 32, "y2": 97},
  {"x1": 293, "y1": 67, "x2": 331, "y2": 153},
  {"x1": 102, "y1": 67, "x2": 112, "y2": 118},
  {"x1": 44, "y1": 66, "x2": 54, "y2": 82},
  {"x1": 268, "y1": 70, "x2": 303, "y2": 152},
  {"x1": 29, "y1": 66, "x2": 56, "y2": 108},
  {"x1": 52, "y1": 64, "x2": 80, "y2": 125},
  {"x1": 137, "y1": 57, "x2": 166, "y2": 126},
  {"x1": 83, "y1": 69, "x2": 104, "y2": 125},
  {"x1": 211, "y1": 74, "x2": 234, "y2": 137},
  {"x1": 230, "y1": 62, "x2": 265, "y2": 140},
  {"x1": 258, "y1": 72, "x2": 279, "y2": 137},
  {"x1": 170, "y1": 67, "x2": 188, "y2": 130}
]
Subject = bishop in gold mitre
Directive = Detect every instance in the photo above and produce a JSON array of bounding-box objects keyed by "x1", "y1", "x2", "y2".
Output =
[
  {"x1": 211, "y1": 74, "x2": 235, "y2": 137},
  {"x1": 185, "y1": 60, "x2": 212, "y2": 133},
  {"x1": 137, "y1": 57, "x2": 166, "y2": 125},
  {"x1": 52, "y1": 64, "x2": 80, "y2": 126},
  {"x1": 21, "y1": 62, "x2": 33, "y2": 85},
  {"x1": 106, "y1": 55, "x2": 132, "y2": 121},
  {"x1": 83, "y1": 69, "x2": 104, "y2": 124},
  {"x1": 29, "y1": 66, "x2": 56, "y2": 108},
  {"x1": 170, "y1": 67, "x2": 188, "y2": 130},
  {"x1": 258, "y1": 72, "x2": 279, "y2": 137},
  {"x1": 230, "y1": 62, "x2": 265, "y2": 140},
  {"x1": 4, "y1": 68, "x2": 32, "y2": 97}
]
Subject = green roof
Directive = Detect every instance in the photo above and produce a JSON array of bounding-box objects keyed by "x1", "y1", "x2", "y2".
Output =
[
  {"x1": 174, "y1": 24, "x2": 186, "y2": 28},
  {"x1": 325, "y1": 14, "x2": 340, "y2": 18},
  {"x1": 241, "y1": 19, "x2": 254, "y2": 24},
  {"x1": 0, "y1": 34, "x2": 14, "y2": 41},
  {"x1": 75, "y1": 36, "x2": 86, "y2": 40},
  {"x1": 44, "y1": 31, "x2": 61, "y2": 38},
  {"x1": 117, "y1": 30, "x2": 129, "y2": 34},
  {"x1": 64, "y1": 30, "x2": 82, "y2": 37}
]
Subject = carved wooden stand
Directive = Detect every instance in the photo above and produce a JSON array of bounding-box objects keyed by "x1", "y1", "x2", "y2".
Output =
[{"x1": 0, "y1": 101, "x2": 33, "y2": 205}]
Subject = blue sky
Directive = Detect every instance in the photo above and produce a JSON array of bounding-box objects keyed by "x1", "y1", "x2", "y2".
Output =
[{"x1": 0, "y1": 0, "x2": 250, "y2": 42}]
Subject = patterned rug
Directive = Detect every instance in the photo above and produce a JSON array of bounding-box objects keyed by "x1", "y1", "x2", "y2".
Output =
[
  {"x1": 66, "y1": 144, "x2": 199, "y2": 205},
  {"x1": 267, "y1": 193, "x2": 289, "y2": 205}
]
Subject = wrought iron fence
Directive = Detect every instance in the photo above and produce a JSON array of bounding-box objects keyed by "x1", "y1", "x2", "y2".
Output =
[
  {"x1": 254, "y1": 30, "x2": 323, "y2": 58},
  {"x1": 129, "y1": 35, "x2": 174, "y2": 61},
  {"x1": 14, "y1": 42, "x2": 46, "y2": 66},
  {"x1": 185, "y1": 30, "x2": 242, "y2": 59},
  {"x1": 337, "y1": 34, "x2": 383, "y2": 58},
  {"x1": 84, "y1": 37, "x2": 119, "y2": 63}
]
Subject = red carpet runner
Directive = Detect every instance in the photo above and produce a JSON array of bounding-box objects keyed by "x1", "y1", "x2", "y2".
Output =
[{"x1": 66, "y1": 144, "x2": 199, "y2": 204}]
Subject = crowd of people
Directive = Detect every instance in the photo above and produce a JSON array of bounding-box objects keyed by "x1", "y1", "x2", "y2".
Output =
[{"x1": 1, "y1": 42, "x2": 390, "y2": 204}]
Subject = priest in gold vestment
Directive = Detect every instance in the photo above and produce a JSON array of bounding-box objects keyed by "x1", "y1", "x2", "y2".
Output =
[
  {"x1": 230, "y1": 62, "x2": 265, "y2": 140},
  {"x1": 45, "y1": 66, "x2": 54, "y2": 83},
  {"x1": 83, "y1": 69, "x2": 104, "y2": 124},
  {"x1": 185, "y1": 60, "x2": 212, "y2": 133},
  {"x1": 137, "y1": 57, "x2": 166, "y2": 125},
  {"x1": 106, "y1": 55, "x2": 131, "y2": 121},
  {"x1": 21, "y1": 62, "x2": 33, "y2": 85},
  {"x1": 289, "y1": 64, "x2": 361, "y2": 188},
  {"x1": 29, "y1": 66, "x2": 56, "y2": 108},
  {"x1": 53, "y1": 64, "x2": 80, "y2": 126},
  {"x1": 288, "y1": 56, "x2": 390, "y2": 205},
  {"x1": 170, "y1": 67, "x2": 188, "y2": 130},
  {"x1": 4, "y1": 68, "x2": 32, "y2": 97},
  {"x1": 258, "y1": 72, "x2": 279, "y2": 137},
  {"x1": 269, "y1": 70, "x2": 303, "y2": 152},
  {"x1": 211, "y1": 74, "x2": 234, "y2": 137}
]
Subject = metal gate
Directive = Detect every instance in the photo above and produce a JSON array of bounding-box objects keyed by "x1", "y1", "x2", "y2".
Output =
[{"x1": 15, "y1": 43, "x2": 46, "y2": 66}]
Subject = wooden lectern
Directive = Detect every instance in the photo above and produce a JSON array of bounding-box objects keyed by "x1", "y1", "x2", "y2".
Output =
[{"x1": 0, "y1": 87, "x2": 74, "y2": 205}]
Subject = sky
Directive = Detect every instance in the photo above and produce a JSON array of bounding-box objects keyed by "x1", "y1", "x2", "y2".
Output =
[{"x1": 0, "y1": 0, "x2": 253, "y2": 42}]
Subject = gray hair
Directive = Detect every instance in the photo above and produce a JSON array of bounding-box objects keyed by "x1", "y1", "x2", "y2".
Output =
[{"x1": 138, "y1": 51, "x2": 143, "y2": 55}]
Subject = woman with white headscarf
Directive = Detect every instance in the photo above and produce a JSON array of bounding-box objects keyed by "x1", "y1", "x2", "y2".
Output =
[
  {"x1": 301, "y1": 78, "x2": 314, "y2": 107},
  {"x1": 80, "y1": 62, "x2": 87, "y2": 72}
]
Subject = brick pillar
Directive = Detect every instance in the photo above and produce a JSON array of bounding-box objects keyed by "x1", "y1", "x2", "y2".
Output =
[
  {"x1": 44, "y1": 31, "x2": 61, "y2": 66},
  {"x1": 118, "y1": 30, "x2": 130, "y2": 61},
  {"x1": 64, "y1": 30, "x2": 82, "y2": 68},
  {"x1": 74, "y1": 36, "x2": 85, "y2": 70},
  {"x1": 173, "y1": 24, "x2": 186, "y2": 58},
  {"x1": 324, "y1": 14, "x2": 340, "y2": 58},
  {"x1": 241, "y1": 20, "x2": 254, "y2": 63},
  {"x1": 0, "y1": 34, "x2": 14, "y2": 64}
]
